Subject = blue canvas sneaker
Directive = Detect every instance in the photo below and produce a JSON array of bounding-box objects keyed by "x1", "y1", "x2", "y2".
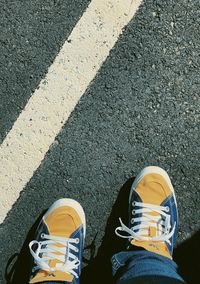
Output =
[
  {"x1": 29, "y1": 198, "x2": 86, "y2": 283},
  {"x1": 115, "y1": 166, "x2": 178, "y2": 259}
]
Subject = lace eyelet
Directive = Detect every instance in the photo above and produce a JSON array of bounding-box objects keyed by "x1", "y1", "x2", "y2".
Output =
[
  {"x1": 76, "y1": 238, "x2": 80, "y2": 244},
  {"x1": 165, "y1": 206, "x2": 170, "y2": 212},
  {"x1": 132, "y1": 201, "x2": 136, "y2": 206},
  {"x1": 76, "y1": 248, "x2": 79, "y2": 252},
  {"x1": 131, "y1": 219, "x2": 134, "y2": 224},
  {"x1": 41, "y1": 233, "x2": 45, "y2": 239},
  {"x1": 132, "y1": 209, "x2": 136, "y2": 215}
]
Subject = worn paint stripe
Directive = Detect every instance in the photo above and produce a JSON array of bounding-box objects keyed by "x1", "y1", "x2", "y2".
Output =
[{"x1": 0, "y1": 0, "x2": 143, "y2": 223}]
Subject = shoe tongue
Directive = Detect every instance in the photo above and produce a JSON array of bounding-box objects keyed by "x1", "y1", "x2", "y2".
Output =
[
  {"x1": 29, "y1": 270, "x2": 73, "y2": 283},
  {"x1": 135, "y1": 210, "x2": 160, "y2": 238},
  {"x1": 146, "y1": 211, "x2": 160, "y2": 237},
  {"x1": 29, "y1": 243, "x2": 74, "y2": 283},
  {"x1": 130, "y1": 210, "x2": 172, "y2": 259}
]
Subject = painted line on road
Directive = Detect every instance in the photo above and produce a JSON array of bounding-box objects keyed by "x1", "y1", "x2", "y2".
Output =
[{"x1": 0, "y1": 0, "x2": 143, "y2": 223}]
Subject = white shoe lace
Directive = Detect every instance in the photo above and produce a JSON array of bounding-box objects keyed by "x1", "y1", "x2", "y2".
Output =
[
  {"x1": 115, "y1": 201, "x2": 176, "y2": 245},
  {"x1": 29, "y1": 233, "x2": 80, "y2": 278}
]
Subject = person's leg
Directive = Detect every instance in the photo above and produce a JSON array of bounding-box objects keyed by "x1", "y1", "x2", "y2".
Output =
[
  {"x1": 112, "y1": 250, "x2": 185, "y2": 284},
  {"x1": 37, "y1": 282, "x2": 63, "y2": 284},
  {"x1": 112, "y1": 166, "x2": 186, "y2": 284},
  {"x1": 28, "y1": 198, "x2": 86, "y2": 284}
]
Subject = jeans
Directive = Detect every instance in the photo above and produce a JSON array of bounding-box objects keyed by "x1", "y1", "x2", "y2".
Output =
[
  {"x1": 112, "y1": 250, "x2": 186, "y2": 284},
  {"x1": 42, "y1": 250, "x2": 186, "y2": 284}
]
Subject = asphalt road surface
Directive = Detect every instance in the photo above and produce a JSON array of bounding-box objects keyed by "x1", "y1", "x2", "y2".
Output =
[{"x1": 0, "y1": 0, "x2": 199, "y2": 283}]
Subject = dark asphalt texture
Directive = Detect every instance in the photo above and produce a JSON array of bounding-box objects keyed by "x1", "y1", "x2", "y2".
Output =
[
  {"x1": 0, "y1": 0, "x2": 200, "y2": 284},
  {"x1": 0, "y1": 0, "x2": 90, "y2": 143}
]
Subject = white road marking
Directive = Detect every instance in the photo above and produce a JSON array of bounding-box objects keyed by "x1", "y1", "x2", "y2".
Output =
[{"x1": 0, "y1": 0, "x2": 143, "y2": 223}]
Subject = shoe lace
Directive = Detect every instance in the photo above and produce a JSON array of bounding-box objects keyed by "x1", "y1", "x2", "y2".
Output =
[
  {"x1": 115, "y1": 201, "x2": 176, "y2": 245},
  {"x1": 29, "y1": 233, "x2": 80, "y2": 278}
]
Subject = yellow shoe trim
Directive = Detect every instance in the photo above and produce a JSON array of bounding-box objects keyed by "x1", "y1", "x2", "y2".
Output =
[
  {"x1": 131, "y1": 239, "x2": 172, "y2": 259},
  {"x1": 44, "y1": 205, "x2": 82, "y2": 238},
  {"x1": 30, "y1": 205, "x2": 82, "y2": 283},
  {"x1": 135, "y1": 173, "x2": 172, "y2": 205},
  {"x1": 132, "y1": 172, "x2": 173, "y2": 259},
  {"x1": 29, "y1": 270, "x2": 73, "y2": 283}
]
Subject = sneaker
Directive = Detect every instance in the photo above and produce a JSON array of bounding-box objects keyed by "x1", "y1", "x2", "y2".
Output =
[
  {"x1": 29, "y1": 198, "x2": 86, "y2": 283},
  {"x1": 115, "y1": 166, "x2": 178, "y2": 259}
]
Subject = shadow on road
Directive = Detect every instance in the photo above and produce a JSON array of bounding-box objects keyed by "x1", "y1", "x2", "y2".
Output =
[
  {"x1": 80, "y1": 178, "x2": 134, "y2": 284},
  {"x1": 5, "y1": 178, "x2": 200, "y2": 284},
  {"x1": 5, "y1": 211, "x2": 46, "y2": 284},
  {"x1": 173, "y1": 230, "x2": 200, "y2": 284}
]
